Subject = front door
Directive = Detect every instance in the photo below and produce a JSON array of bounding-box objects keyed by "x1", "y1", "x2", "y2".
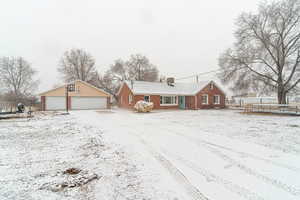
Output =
[{"x1": 179, "y1": 96, "x2": 185, "y2": 109}]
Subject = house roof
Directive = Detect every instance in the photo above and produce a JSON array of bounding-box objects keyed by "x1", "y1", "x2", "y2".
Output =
[
  {"x1": 39, "y1": 80, "x2": 111, "y2": 96},
  {"x1": 122, "y1": 80, "x2": 222, "y2": 96}
]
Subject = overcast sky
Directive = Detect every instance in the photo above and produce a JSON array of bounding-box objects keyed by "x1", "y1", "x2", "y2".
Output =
[{"x1": 0, "y1": 0, "x2": 262, "y2": 92}]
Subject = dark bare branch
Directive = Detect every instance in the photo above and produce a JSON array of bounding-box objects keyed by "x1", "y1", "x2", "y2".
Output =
[
  {"x1": 0, "y1": 57, "x2": 39, "y2": 103},
  {"x1": 58, "y1": 48, "x2": 96, "y2": 83},
  {"x1": 219, "y1": 0, "x2": 300, "y2": 104}
]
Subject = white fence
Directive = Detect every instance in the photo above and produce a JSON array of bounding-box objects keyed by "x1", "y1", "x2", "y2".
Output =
[
  {"x1": 234, "y1": 97, "x2": 278, "y2": 106},
  {"x1": 0, "y1": 101, "x2": 16, "y2": 113},
  {"x1": 245, "y1": 104, "x2": 300, "y2": 115}
]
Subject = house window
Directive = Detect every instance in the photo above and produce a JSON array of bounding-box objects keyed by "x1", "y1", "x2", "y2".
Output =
[
  {"x1": 160, "y1": 96, "x2": 177, "y2": 105},
  {"x1": 210, "y1": 83, "x2": 214, "y2": 90},
  {"x1": 144, "y1": 95, "x2": 150, "y2": 102},
  {"x1": 202, "y1": 94, "x2": 208, "y2": 105},
  {"x1": 128, "y1": 94, "x2": 133, "y2": 104},
  {"x1": 213, "y1": 95, "x2": 220, "y2": 104}
]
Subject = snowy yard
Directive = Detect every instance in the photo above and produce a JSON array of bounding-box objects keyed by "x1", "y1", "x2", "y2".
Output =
[{"x1": 1, "y1": 109, "x2": 300, "y2": 200}]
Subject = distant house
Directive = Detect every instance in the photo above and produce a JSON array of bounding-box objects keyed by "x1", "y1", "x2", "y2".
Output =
[
  {"x1": 39, "y1": 80, "x2": 111, "y2": 111},
  {"x1": 117, "y1": 78, "x2": 226, "y2": 110}
]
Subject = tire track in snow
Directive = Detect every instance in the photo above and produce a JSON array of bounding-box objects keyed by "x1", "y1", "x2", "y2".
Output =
[
  {"x1": 173, "y1": 132, "x2": 300, "y2": 196},
  {"x1": 100, "y1": 119, "x2": 209, "y2": 200},
  {"x1": 202, "y1": 143, "x2": 300, "y2": 196},
  {"x1": 162, "y1": 149, "x2": 265, "y2": 200},
  {"x1": 138, "y1": 139, "x2": 210, "y2": 200},
  {"x1": 171, "y1": 130, "x2": 300, "y2": 173},
  {"x1": 200, "y1": 140, "x2": 300, "y2": 173}
]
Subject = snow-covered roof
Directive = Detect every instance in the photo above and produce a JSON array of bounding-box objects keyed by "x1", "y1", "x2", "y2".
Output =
[{"x1": 124, "y1": 80, "x2": 214, "y2": 96}]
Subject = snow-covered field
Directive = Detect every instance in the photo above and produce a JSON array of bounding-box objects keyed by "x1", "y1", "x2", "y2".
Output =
[{"x1": 1, "y1": 109, "x2": 300, "y2": 200}]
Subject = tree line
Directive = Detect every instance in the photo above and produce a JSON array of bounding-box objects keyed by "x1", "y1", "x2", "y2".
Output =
[
  {"x1": 0, "y1": 57, "x2": 39, "y2": 105},
  {"x1": 0, "y1": 51, "x2": 160, "y2": 104},
  {"x1": 58, "y1": 50, "x2": 160, "y2": 99},
  {"x1": 218, "y1": 0, "x2": 300, "y2": 104},
  {"x1": 1, "y1": 0, "x2": 300, "y2": 105}
]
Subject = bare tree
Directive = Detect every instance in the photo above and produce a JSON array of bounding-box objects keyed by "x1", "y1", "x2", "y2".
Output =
[
  {"x1": 0, "y1": 57, "x2": 39, "y2": 103},
  {"x1": 90, "y1": 59, "x2": 127, "y2": 100},
  {"x1": 218, "y1": 0, "x2": 300, "y2": 104},
  {"x1": 126, "y1": 54, "x2": 159, "y2": 81},
  {"x1": 91, "y1": 72, "x2": 120, "y2": 100},
  {"x1": 107, "y1": 59, "x2": 130, "y2": 82},
  {"x1": 91, "y1": 54, "x2": 160, "y2": 99},
  {"x1": 58, "y1": 48, "x2": 97, "y2": 83}
]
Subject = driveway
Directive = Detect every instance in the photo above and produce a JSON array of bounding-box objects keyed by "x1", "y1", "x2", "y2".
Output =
[{"x1": 74, "y1": 109, "x2": 300, "y2": 200}]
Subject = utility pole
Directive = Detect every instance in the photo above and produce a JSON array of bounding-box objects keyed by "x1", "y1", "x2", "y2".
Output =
[
  {"x1": 65, "y1": 86, "x2": 69, "y2": 114},
  {"x1": 66, "y1": 83, "x2": 75, "y2": 114}
]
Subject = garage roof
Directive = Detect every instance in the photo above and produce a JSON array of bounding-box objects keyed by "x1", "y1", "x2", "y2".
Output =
[{"x1": 39, "y1": 80, "x2": 110, "y2": 97}]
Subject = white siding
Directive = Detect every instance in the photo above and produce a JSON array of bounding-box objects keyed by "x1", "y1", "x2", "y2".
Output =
[
  {"x1": 71, "y1": 97, "x2": 107, "y2": 110},
  {"x1": 46, "y1": 97, "x2": 66, "y2": 110}
]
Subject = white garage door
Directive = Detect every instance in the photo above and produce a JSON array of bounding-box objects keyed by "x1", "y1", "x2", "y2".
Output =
[
  {"x1": 46, "y1": 97, "x2": 66, "y2": 110},
  {"x1": 71, "y1": 97, "x2": 107, "y2": 110}
]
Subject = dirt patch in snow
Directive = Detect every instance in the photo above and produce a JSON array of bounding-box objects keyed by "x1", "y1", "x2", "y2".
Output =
[{"x1": 39, "y1": 169, "x2": 100, "y2": 192}]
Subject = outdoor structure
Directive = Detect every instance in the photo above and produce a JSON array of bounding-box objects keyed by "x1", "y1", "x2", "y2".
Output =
[
  {"x1": 117, "y1": 79, "x2": 226, "y2": 110},
  {"x1": 39, "y1": 80, "x2": 111, "y2": 111},
  {"x1": 244, "y1": 104, "x2": 300, "y2": 116},
  {"x1": 0, "y1": 100, "x2": 15, "y2": 113}
]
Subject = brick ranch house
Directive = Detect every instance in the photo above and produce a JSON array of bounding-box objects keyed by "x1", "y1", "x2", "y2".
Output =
[
  {"x1": 39, "y1": 80, "x2": 111, "y2": 111},
  {"x1": 117, "y1": 79, "x2": 226, "y2": 110}
]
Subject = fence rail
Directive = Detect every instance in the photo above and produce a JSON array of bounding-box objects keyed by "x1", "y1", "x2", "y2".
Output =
[{"x1": 244, "y1": 104, "x2": 300, "y2": 116}]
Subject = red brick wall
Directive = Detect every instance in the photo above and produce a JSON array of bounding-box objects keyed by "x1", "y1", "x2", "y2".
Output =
[
  {"x1": 106, "y1": 96, "x2": 111, "y2": 109},
  {"x1": 118, "y1": 83, "x2": 134, "y2": 109},
  {"x1": 41, "y1": 96, "x2": 46, "y2": 111},
  {"x1": 118, "y1": 82, "x2": 226, "y2": 110},
  {"x1": 134, "y1": 95, "x2": 179, "y2": 109},
  {"x1": 134, "y1": 95, "x2": 144, "y2": 103},
  {"x1": 118, "y1": 84, "x2": 179, "y2": 109},
  {"x1": 151, "y1": 95, "x2": 179, "y2": 109},
  {"x1": 185, "y1": 96, "x2": 196, "y2": 109},
  {"x1": 196, "y1": 83, "x2": 226, "y2": 109}
]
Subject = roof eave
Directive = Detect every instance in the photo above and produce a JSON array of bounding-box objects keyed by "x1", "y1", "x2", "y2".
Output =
[
  {"x1": 39, "y1": 80, "x2": 111, "y2": 97},
  {"x1": 132, "y1": 92, "x2": 195, "y2": 96}
]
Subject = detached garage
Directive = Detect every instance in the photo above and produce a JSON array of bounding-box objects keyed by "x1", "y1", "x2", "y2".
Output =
[{"x1": 40, "y1": 80, "x2": 111, "y2": 111}]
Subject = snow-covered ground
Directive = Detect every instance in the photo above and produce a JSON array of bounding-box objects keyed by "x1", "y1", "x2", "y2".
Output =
[
  {"x1": 1, "y1": 109, "x2": 300, "y2": 200},
  {"x1": 0, "y1": 112, "x2": 189, "y2": 200}
]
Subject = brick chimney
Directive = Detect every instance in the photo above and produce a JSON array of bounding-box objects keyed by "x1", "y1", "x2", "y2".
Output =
[{"x1": 167, "y1": 77, "x2": 175, "y2": 86}]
